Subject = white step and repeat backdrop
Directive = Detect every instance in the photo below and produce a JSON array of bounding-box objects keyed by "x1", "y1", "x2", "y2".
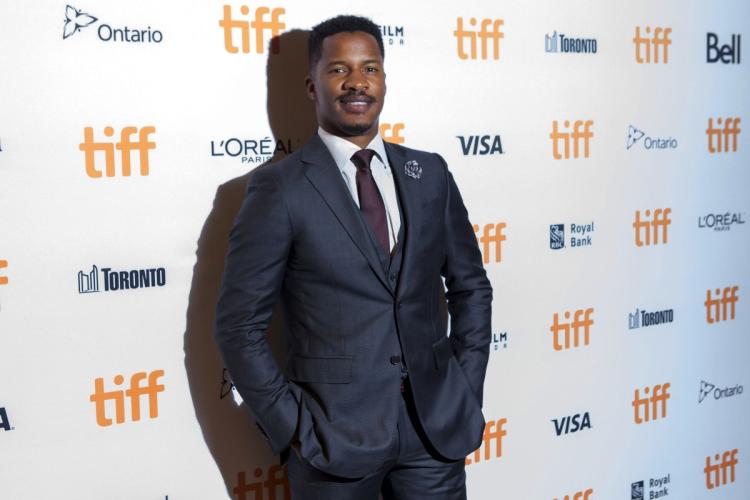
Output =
[{"x1": 1, "y1": 1, "x2": 748, "y2": 499}]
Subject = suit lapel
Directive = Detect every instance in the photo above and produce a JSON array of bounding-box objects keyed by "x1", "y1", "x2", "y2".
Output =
[{"x1": 302, "y1": 135, "x2": 392, "y2": 295}]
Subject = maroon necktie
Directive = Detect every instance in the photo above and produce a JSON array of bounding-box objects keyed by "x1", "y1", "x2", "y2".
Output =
[{"x1": 351, "y1": 149, "x2": 390, "y2": 255}]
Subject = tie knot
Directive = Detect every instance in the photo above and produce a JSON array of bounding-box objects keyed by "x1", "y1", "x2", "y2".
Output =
[{"x1": 351, "y1": 149, "x2": 377, "y2": 171}]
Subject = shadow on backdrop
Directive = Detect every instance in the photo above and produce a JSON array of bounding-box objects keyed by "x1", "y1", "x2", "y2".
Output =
[{"x1": 183, "y1": 30, "x2": 316, "y2": 499}]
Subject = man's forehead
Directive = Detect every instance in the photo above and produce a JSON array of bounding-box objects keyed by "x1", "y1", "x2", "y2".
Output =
[{"x1": 320, "y1": 31, "x2": 382, "y2": 57}]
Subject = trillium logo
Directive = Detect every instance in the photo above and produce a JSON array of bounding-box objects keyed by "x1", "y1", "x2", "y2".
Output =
[
  {"x1": 62, "y1": 5, "x2": 97, "y2": 39},
  {"x1": 626, "y1": 125, "x2": 646, "y2": 149},
  {"x1": 699, "y1": 381, "x2": 715, "y2": 403}
]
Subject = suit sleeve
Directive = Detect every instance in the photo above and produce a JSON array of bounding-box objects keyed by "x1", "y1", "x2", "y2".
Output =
[
  {"x1": 214, "y1": 167, "x2": 299, "y2": 455},
  {"x1": 436, "y1": 154, "x2": 493, "y2": 406}
]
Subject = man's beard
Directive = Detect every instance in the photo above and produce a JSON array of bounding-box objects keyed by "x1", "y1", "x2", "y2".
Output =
[{"x1": 338, "y1": 121, "x2": 374, "y2": 136}]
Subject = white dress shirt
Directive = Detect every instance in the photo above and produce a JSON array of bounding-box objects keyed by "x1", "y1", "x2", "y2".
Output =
[{"x1": 317, "y1": 127, "x2": 401, "y2": 251}]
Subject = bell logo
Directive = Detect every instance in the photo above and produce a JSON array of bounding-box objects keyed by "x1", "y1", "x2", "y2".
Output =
[
  {"x1": 632, "y1": 383, "x2": 671, "y2": 424},
  {"x1": 0, "y1": 260, "x2": 8, "y2": 285},
  {"x1": 633, "y1": 208, "x2": 671, "y2": 247},
  {"x1": 550, "y1": 308, "x2": 594, "y2": 351},
  {"x1": 707, "y1": 33, "x2": 741, "y2": 64},
  {"x1": 706, "y1": 117, "x2": 741, "y2": 153},
  {"x1": 234, "y1": 465, "x2": 289, "y2": 500},
  {"x1": 705, "y1": 449, "x2": 738, "y2": 489},
  {"x1": 465, "y1": 418, "x2": 506, "y2": 465},
  {"x1": 454, "y1": 17, "x2": 504, "y2": 60},
  {"x1": 555, "y1": 489, "x2": 593, "y2": 500},
  {"x1": 80, "y1": 126, "x2": 156, "y2": 178},
  {"x1": 219, "y1": 5, "x2": 285, "y2": 54},
  {"x1": 633, "y1": 26, "x2": 672, "y2": 64},
  {"x1": 380, "y1": 123, "x2": 405, "y2": 144},
  {"x1": 473, "y1": 223, "x2": 507, "y2": 264},
  {"x1": 89, "y1": 370, "x2": 165, "y2": 427},
  {"x1": 705, "y1": 286, "x2": 739, "y2": 324},
  {"x1": 550, "y1": 120, "x2": 593, "y2": 159}
]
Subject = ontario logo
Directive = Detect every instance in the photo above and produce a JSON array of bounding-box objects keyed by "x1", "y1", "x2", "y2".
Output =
[
  {"x1": 78, "y1": 265, "x2": 166, "y2": 293},
  {"x1": 626, "y1": 125, "x2": 677, "y2": 151},
  {"x1": 699, "y1": 380, "x2": 743, "y2": 404},
  {"x1": 63, "y1": 5, "x2": 164, "y2": 43}
]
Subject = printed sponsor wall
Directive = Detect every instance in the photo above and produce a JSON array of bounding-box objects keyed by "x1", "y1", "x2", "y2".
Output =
[{"x1": 1, "y1": 0, "x2": 748, "y2": 498}]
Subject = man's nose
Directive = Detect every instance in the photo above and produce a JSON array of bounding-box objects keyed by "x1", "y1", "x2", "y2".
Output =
[{"x1": 343, "y1": 70, "x2": 368, "y2": 91}]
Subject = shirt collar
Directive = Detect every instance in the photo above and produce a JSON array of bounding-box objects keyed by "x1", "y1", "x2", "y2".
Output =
[{"x1": 317, "y1": 126, "x2": 389, "y2": 173}]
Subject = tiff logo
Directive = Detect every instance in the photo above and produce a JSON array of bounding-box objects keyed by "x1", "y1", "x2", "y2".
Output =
[
  {"x1": 473, "y1": 223, "x2": 507, "y2": 264},
  {"x1": 550, "y1": 308, "x2": 594, "y2": 351},
  {"x1": 555, "y1": 489, "x2": 593, "y2": 500},
  {"x1": 705, "y1": 286, "x2": 739, "y2": 324},
  {"x1": 633, "y1": 26, "x2": 672, "y2": 64},
  {"x1": 465, "y1": 418, "x2": 506, "y2": 465},
  {"x1": 219, "y1": 5, "x2": 285, "y2": 54},
  {"x1": 454, "y1": 17, "x2": 504, "y2": 60},
  {"x1": 234, "y1": 465, "x2": 289, "y2": 500},
  {"x1": 90, "y1": 370, "x2": 165, "y2": 427},
  {"x1": 550, "y1": 120, "x2": 593, "y2": 159},
  {"x1": 705, "y1": 449, "x2": 738, "y2": 490},
  {"x1": 380, "y1": 123, "x2": 405, "y2": 144},
  {"x1": 0, "y1": 259, "x2": 7, "y2": 285},
  {"x1": 78, "y1": 265, "x2": 99, "y2": 293},
  {"x1": 80, "y1": 126, "x2": 156, "y2": 178},
  {"x1": 633, "y1": 383, "x2": 671, "y2": 424},
  {"x1": 706, "y1": 117, "x2": 741, "y2": 154},
  {"x1": 633, "y1": 208, "x2": 671, "y2": 247}
]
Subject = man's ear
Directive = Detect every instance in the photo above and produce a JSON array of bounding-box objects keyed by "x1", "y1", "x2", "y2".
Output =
[{"x1": 304, "y1": 75, "x2": 316, "y2": 101}]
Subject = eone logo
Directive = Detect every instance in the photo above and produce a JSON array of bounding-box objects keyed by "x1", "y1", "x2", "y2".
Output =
[
  {"x1": 79, "y1": 126, "x2": 156, "y2": 178},
  {"x1": 90, "y1": 370, "x2": 165, "y2": 427}
]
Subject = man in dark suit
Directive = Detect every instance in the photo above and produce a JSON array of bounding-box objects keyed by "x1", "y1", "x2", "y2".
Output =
[{"x1": 215, "y1": 15, "x2": 492, "y2": 499}]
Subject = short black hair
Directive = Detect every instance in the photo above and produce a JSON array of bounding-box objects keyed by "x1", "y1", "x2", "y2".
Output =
[{"x1": 308, "y1": 15, "x2": 384, "y2": 69}]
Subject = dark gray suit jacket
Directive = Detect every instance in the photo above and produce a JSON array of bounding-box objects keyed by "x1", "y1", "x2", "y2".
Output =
[{"x1": 215, "y1": 134, "x2": 492, "y2": 478}]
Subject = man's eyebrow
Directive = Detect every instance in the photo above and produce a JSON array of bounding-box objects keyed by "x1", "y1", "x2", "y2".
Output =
[{"x1": 325, "y1": 59, "x2": 382, "y2": 66}]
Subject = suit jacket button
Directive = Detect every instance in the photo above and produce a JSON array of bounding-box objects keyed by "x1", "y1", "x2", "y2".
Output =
[
  {"x1": 389, "y1": 273, "x2": 397, "y2": 282},
  {"x1": 390, "y1": 355, "x2": 401, "y2": 365}
]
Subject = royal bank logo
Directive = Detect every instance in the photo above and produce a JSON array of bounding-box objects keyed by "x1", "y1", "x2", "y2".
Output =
[
  {"x1": 90, "y1": 370, "x2": 165, "y2": 427},
  {"x1": 633, "y1": 26, "x2": 672, "y2": 64},
  {"x1": 626, "y1": 125, "x2": 677, "y2": 150},
  {"x1": 456, "y1": 134, "x2": 504, "y2": 155},
  {"x1": 465, "y1": 418, "x2": 507, "y2": 465},
  {"x1": 380, "y1": 123, "x2": 405, "y2": 144},
  {"x1": 210, "y1": 136, "x2": 299, "y2": 165},
  {"x1": 80, "y1": 125, "x2": 156, "y2": 178},
  {"x1": 699, "y1": 380, "x2": 744, "y2": 404},
  {"x1": 0, "y1": 407, "x2": 13, "y2": 431},
  {"x1": 628, "y1": 307, "x2": 674, "y2": 330},
  {"x1": 705, "y1": 449, "x2": 738, "y2": 490},
  {"x1": 220, "y1": 368, "x2": 244, "y2": 405},
  {"x1": 698, "y1": 212, "x2": 746, "y2": 232},
  {"x1": 234, "y1": 465, "x2": 289, "y2": 500},
  {"x1": 491, "y1": 331, "x2": 508, "y2": 351},
  {"x1": 63, "y1": 5, "x2": 163, "y2": 43},
  {"x1": 706, "y1": 117, "x2": 741, "y2": 154},
  {"x1": 77, "y1": 265, "x2": 166, "y2": 293},
  {"x1": 219, "y1": 5, "x2": 286, "y2": 54},
  {"x1": 545, "y1": 31, "x2": 597, "y2": 54},
  {"x1": 707, "y1": 33, "x2": 741, "y2": 64},
  {"x1": 380, "y1": 24, "x2": 405, "y2": 47},
  {"x1": 472, "y1": 222, "x2": 507, "y2": 264},
  {"x1": 631, "y1": 474, "x2": 671, "y2": 499},
  {"x1": 549, "y1": 221, "x2": 595, "y2": 250},
  {"x1": 454, "y1": 17, "x2": 504, "y2": 60},
  {"x1": 552, "y1": 411, "x2": 591, "y2": 436}
]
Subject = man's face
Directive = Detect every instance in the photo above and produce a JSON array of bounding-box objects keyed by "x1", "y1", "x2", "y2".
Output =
[{"x1": 306, "y1": 31, "x2": 386, "y2": 143}]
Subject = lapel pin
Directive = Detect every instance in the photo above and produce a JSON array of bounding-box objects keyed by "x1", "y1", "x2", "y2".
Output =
[{"x1": 404, "y1": 160, "x2": 422, "y2": 180}]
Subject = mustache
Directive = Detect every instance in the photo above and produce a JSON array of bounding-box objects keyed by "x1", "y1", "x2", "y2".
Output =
[{"x1": 338, "y1": 91, "x2": 376, "y2": 104}]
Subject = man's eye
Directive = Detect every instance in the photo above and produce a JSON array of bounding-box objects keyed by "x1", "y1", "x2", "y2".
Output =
[
  {"x1": 330, "y1": 67, "x2": 346, "y2": 74},
  {"x1": 366, "y1": 67, "x2": 378, "y2": 73}
]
